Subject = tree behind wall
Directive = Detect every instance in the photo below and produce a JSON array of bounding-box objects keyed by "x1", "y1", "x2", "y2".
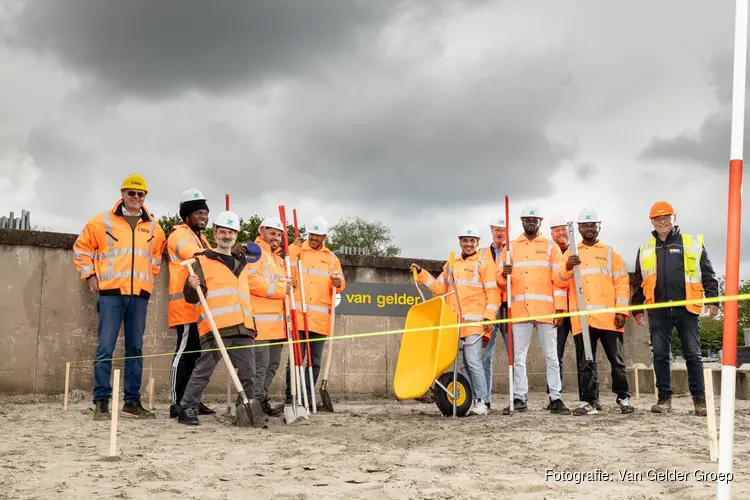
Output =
[{"x1": 326, "y1": 216, "x2": 401, "y2": 256}]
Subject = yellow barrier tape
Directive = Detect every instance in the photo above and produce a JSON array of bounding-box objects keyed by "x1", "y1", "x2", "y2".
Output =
[{"x1": 68, "y1": 293, "x2": 747, "y2": 366}]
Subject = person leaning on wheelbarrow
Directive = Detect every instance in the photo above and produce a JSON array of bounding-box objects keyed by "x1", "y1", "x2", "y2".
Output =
[
  {"x1": 410, "y1": 223, "x2": 500, "y2": 416},
  {"x1": 177, "y1": 210, "x2": 259, "y2": 425}
]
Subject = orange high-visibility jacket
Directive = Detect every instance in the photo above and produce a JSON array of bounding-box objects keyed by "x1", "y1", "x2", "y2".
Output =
[
  {"x1": 167, "y1": 223, "x2": 211, "y2": 328},
  {"x1": 247, "y1": 238, "x2": 288, "y2": 341},
  {"x1": 73, "y1": 200, "x2": 166, "y2": 299},
  {"x1": 480, "y1": 244, "x2": 507, "y2": 303},
  {"x1": 288, "y1": 241, "x2": 345, "y2": 336},
  {"x1": 187, "y1": 254, "x2": 255, "y2": 337},
  {"x1": 495, "y1": 233, "x2": 567, "y2": 323},
  {"x1": 417, "y1": 251, "x2": 501, "y2": 339},
  {"x1": 553, "y1": 241, "x2": 630, "y2": 334}
]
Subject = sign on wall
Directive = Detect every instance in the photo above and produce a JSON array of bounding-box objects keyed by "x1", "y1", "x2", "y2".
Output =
[{"x1": 334, "y1": 282, "x2": 435, "y2": 317}]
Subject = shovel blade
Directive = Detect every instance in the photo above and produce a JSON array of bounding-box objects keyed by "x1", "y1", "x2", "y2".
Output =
[
  {"x1": 235, "y1": 399, "x2": 266, "y2": 428},
  {"x1": 320, "y1": 387, "x2": 335, "y2": 412},
  {"x1": 283, "y1": 404, "x2": 300, "y2": 425},
  {"x1": 296, "y1": 404, "x2": 310, "y2": 420}
]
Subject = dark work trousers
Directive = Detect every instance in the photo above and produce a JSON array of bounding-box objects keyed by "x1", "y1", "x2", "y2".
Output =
[
  {"x1": 285, "y1": 331, "x2": 327, "y2": 404},
  {"x1": 574, "y1": 327, "x2": 630, "y2": 403},
  {"x1": 547, "y1": 317, "x2": 574, "y2": 394},
  {"x1": 181, "y1": 335, "x2": 256, "y2": 410},
  {"x1": 648, "y1": 308, "x2": 705, "y2": 399},
  {"x1": 170, "y1": 323, "x2": 202, "y2": 406}
]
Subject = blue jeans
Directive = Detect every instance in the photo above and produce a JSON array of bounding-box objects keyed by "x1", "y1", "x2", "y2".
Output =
[
  {"x1": 93, "y1": 295, "x2": 149, "y2": 404},
  {"x1": 482, "y1": 303, "x2": 508, "y2": 404},
  {"x1": 648, "y1": 308, "x2": 704, "y2": 399}
]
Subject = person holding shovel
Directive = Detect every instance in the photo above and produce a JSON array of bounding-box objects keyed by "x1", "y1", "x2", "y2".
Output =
[
  {"x1": 553, "y1": 208, "x2": 635, "y2": 415},
  {"x1": 178, "y1": 211, "x2": 259, "y2": 425},
  {"x1": 287, "y1": 217, "x2": 345, "y2": 410},
  {"x1": 411, "y1": 223, "x2": 500, "y2": 416}
]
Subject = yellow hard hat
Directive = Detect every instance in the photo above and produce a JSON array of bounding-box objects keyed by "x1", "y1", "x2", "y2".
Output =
[{"x1": 121, "y1": 173, "x2": 148, "y2": 193}]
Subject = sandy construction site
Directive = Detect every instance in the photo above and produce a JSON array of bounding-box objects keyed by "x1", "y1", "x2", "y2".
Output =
[{"x1": 1, "y1": 391, "x2": 748, "y2": 499}]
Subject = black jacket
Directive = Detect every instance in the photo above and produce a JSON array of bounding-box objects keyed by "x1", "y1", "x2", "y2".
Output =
[
  {"x1": 630, "y1": 226, "x2": 719, "y2": 314},
  {"x1": 184, "y1": 250, "x2": 256, "y2": 339}
]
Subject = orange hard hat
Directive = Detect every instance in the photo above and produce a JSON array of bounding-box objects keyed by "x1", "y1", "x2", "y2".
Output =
[{"x1": 649, "y1": 200, "x2": 675, "y2": 219}]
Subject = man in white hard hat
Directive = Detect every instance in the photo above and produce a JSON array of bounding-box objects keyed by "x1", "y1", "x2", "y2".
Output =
[
  {"x1": 179, "y1": 211, "x2": 260, "y2": 425},
  {"x1": 166, "y1": 188, "x2": 215, "y2": 419},
  {"x1": 497, "y1": 205, "x2": 571, "y2": 415},
  {"x1": 479, "y1": 217, "x2": 508, "y2": 410},
  {"x1": 553, "y1": 208, "x2": 634, "y2": 415},
  {"x1": 412, "y1": 223, "x2": 500, "y2": 415},
  {"x1": 287, "y1": 217, "x2": 345, "y2": 409}
]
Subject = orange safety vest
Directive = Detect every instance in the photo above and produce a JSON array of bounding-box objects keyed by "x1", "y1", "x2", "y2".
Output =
[
  {"x1": 553, "y1": 241, "x2": 630, "y2": 334},
  {"x1": 480, "y1": 244, "x2": 506, "y2": 303},
  {"x1": 289, "y1": 241, "x2": 345, "y2": 336},
  {"x1": 417, "y1": 251, "x2": 501, "y2": 339},
  {"x1": 638, "y1": 233, "x2": 705, "y2": 315},
  {"x1": 496, "y1": 232, "x2": 567, "y2": 323},
  {"x1": 247, "y1": 238, "x2": 288, "y2": 341},
  {"x1": 167, "y1": 223, "x2": 211, "y2": 328},
  {"x1": 73, "y1": 200, "x2": 166, "y2": 298},
  {"x1": 194, "y1": 254, "x2": 255, "y2": 337}
]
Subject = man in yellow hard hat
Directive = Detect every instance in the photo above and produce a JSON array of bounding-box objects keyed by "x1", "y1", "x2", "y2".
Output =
[
  {"x1": 631, "y1": 201, "x2": 719, "y2": 416},
  {"x1": 73, "y1": 174, "x2": 166, "y2": 421}
]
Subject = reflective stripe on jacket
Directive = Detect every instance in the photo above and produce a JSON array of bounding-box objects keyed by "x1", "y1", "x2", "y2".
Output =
[
  {"x1": 167, "y1": 223, "x2": 210, "y2": 328},
  {"x1": 495, "y1": 233, "x2": 567, "y2": 323},
  {"x1": 638, "y1": 232, "x2": 705, "y2": 315},
  {"x1": 73, "y1": 200, "x2": 166, "y2": 299},
  {"x1": 553, "y1": 241, "x2": 630, "y2": 334},
  {"x1": 188, "y1": 254, "x2": 255, "y2": 337},
  {"x1": 289, "y1": 241, "x2": 345, "y2": 336},
  {"x1": 417, "y1": 251, "x2": 500, "y2": 339},
  {"x1": 247, "y1": 237, "x2": 288, "y2": 341}
]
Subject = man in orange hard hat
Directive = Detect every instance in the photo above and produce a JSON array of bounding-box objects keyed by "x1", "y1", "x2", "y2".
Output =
[
  {"x1": 631, "y1": 201, "x2": 719, "y2": 417},
  {"x1": 73, "y1": 174, "x2": 166, "y2": 421}
]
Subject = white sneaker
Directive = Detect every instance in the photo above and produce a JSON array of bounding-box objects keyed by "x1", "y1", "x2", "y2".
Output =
[{"x1": 468, "y1": 400, "x2": 488, "y2": 415}]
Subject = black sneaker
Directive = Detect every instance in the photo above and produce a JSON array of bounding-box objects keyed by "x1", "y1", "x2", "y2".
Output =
[
  {"x1": 548, "y1": 398, "x2": 571, "y2": 415},
  {"x1": 122, "y1": 400, "x2": 156, "y2": 419},
  {"x1": 178, "y1": 406, "x2": 200, "y2": 425},
  {"x1": 169, "y1": 404, "x2": 180, "y2": 418},
  {"x1": 198, "y1": 402, "x2": 216, "y2": 415},
  {"x1": 261, "y1": 399, "x2": 283, "y2": 417},
  {"x1": 93, "y1": 399, "x2": 110, "y2": 421},
  {"x1": 502, "y1": 398, "x2": 528, "y2": 415}
]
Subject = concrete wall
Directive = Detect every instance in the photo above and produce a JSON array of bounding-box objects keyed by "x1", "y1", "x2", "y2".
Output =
[{"x1": 0, "y1": 227, "x2": 690, "y2": 403}]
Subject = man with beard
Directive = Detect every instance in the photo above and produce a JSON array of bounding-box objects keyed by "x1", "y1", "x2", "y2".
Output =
[
  {"x1": 167, "y1": 188, "x2": 214, "y2": 418},
  {"x1": 179, "y1": 211, "x2": 259, "y2": 425},
  {"x1": 497, "y1": 205, "x2": 571, "y2": 415},
  {"x1": 631, "y1": 201, "x2": 719, "y2": 416},
  {"x1": 411, "y1": 224, "x2": 499, "y2": 415},
  {"x1": 554, "y1": 209, "x2": 634, "y2": 415}
]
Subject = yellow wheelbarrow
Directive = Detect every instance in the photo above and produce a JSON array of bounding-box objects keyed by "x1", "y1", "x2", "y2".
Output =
[{"x1": 393, "y1": 253, "x2": 474, "y2": 417}]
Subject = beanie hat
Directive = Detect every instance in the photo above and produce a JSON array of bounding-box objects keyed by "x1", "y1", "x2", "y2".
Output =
[{"x1": 180, "y1": 199, "x2": 209, "y2": 221}]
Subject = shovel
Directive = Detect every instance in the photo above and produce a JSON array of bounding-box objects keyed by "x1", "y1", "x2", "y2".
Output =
[
  {"x1": 319, "y1": 283, "x2": 337, "y2": 412},
  {"x1": 181, "y1": 258, "x2": 265, "y2": 428}
]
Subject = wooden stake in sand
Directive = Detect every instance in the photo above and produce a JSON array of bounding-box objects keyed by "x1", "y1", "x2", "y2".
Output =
[
  {"x1": 634, "y1": 366, "x2": 639, "y2": 398},
  {"x1": 147, "y1": 377, "x2": 155, "y2": 410},
  {"x1": 110, "y1": 369, "x2": 120, "y2": 457},
  {"x1": 652, "y1": 365, "x2": 657, "y2": 396},
  {"x1": 63, "y1": 362, "x2": 70, "y2": 411},
  {"x1": 704, "y1": 368, "x2": 719, "y2": 462}
]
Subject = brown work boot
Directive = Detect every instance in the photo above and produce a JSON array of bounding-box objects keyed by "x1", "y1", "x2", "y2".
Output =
[
  {"x1": 693, "y1": 396, "x2": 708, "y2": 417},
  {"x1": 93, "y1": 399, "x2": 110, "y2": 421},
  {"x1": 651, "y1": 396, "x2": 672, "y2": 413}
]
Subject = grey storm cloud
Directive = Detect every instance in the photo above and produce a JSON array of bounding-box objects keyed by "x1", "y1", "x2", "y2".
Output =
[{"x1": 9, "y1": 0, "x2": 402, "y2": 98}]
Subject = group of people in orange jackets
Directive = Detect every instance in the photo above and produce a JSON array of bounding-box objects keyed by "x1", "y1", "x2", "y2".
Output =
[
  {"x1": 74, "y1": 174, "x2": 345, "y2": 424},
  {"x1": 411, "y1": 200, "x2": 720, "y2": 418}
]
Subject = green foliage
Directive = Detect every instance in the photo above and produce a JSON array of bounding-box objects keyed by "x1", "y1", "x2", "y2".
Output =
[
  {"x1": 158, "y1": 213, "x2": 304, "y2": 248},
  {"x1": 327, "y1": 216, "x2": 401, "y2": 256}
]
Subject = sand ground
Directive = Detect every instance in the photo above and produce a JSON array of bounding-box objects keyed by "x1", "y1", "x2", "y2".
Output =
[{"x1": 0, "y1": 391, "x2": 747, "y2": 500}]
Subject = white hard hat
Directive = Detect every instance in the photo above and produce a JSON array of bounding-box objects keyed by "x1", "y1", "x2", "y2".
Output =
[
  {"x1": 520, "y1": 205, "x2": 542, "y2": 219},
  {"x1": 548, "y1": 213, "x2": 568, "y2": 229},
  {"x1": 458, "y1": 224, "x2": 480, "y2": 238},
  {"x1": 577, "y1": 208, "x2": 602, "y2": 223},
  {"x1": 489, "y1": 217, "x2": 506, "y2": 228},
  {"x1": 308, "y1": 217, "x2": 329, "y2": 235},
  {"x1": 179, "y1": 188, "x2": 206, "y2": 204},
  {"x1": 260, "y1": 216, "x2": 284, "y2": 231},
  {"x1": 213, "y1": 211, "x2": 240, "y2": 232}
]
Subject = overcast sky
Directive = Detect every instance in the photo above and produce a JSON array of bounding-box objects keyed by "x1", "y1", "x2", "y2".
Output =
[{"x1": 1, "y1": 0, "x2": 749, "y2": 278}]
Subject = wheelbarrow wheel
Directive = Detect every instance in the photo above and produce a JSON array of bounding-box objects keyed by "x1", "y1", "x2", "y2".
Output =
[{"x1": 434, "y1": 372, "x2": 473, "y2": 417}]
